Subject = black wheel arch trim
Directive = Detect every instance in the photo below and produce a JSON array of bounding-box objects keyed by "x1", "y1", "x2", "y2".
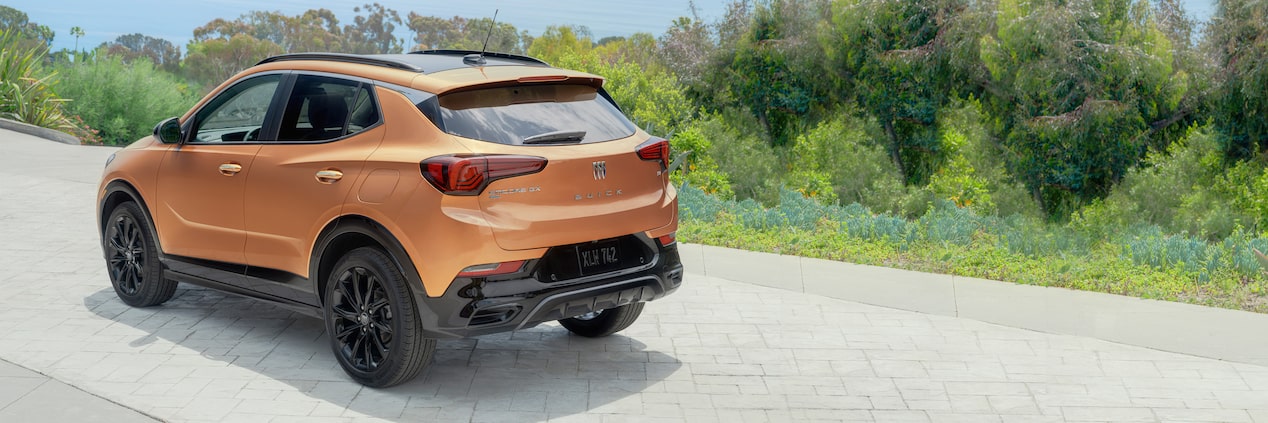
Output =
[
  {"x1": 309, "y1": 215, "x2": 425, "y2": 306},
  {"x1": 100, "y1": 179, "x2": 163, "y2": 255}
]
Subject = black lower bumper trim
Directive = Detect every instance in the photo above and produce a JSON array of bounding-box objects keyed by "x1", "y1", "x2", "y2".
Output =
[{"x1": 413, "y1": 242, "x2": 683, "y2": 338}]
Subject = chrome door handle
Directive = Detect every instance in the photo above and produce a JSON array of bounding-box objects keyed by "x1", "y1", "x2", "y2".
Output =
[
  {"x1": 315, "y1": 169, "x2": 343, "y2": 184},
  {"x1": 218, "y1": 163, "x2": 242, "y2": 176}
]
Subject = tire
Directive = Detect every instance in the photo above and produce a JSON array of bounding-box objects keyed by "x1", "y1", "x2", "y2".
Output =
[
  {"x1": 558, "y1": 302, "x2": 645, "y2": 338},
  {"x1": 323, "y1": 247, "x2": 434, "y2": 388},
  {"x1": 104, "y1": 201, "x2": 177, "y2": 307}
]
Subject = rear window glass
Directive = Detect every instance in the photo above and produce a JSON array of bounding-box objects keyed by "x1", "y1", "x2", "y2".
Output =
[{"x1": 437, "y1": 84, "x2": 637, "y2": 145}]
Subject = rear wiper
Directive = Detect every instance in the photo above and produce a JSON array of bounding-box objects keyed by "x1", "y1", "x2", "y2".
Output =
[{"x1": 522, "y1": 130, "x2": 586, "y2": 145}]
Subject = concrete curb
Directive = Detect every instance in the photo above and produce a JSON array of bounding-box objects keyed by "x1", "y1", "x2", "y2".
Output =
[
  {"x1": 0, "y1": 118, "x2": 80, "y2": 145},
  {"x1": 681, "y1": 242, "x2": 1268, "y2": 366}
]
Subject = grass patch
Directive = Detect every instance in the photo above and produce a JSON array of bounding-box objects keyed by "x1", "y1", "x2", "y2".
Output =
[{"x1": 678, "y1": 185, "x2": 1268, "y2": 313}]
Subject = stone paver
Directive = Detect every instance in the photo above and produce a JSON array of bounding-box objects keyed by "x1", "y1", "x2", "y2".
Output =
[{"x1": 2, "y1": 130, "x2": 1268, "y2": 422}]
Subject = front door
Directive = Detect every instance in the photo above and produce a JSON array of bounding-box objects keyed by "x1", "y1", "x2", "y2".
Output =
[{"x1": 155, "y1": 73, "x2": 284, "y2": 266}]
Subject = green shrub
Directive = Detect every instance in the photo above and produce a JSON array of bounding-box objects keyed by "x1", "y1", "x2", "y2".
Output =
[
  {"x1": 0, "y1": 29, "x2": 74, "y2": 132},
  {"x1": 700, "y1": 111, "x2": 782, "y2": 205},
  {"x1": 55, "y1": 53, "x2": 196, "y2": 145},
  {"x1": 668, "y1": 123, "x2": 735, "y2": 199},
  {"x1": 1080, "y1": 128, "x2": 1255, "y2": 240}
]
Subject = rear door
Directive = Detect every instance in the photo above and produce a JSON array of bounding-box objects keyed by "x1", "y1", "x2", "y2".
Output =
[
  {"x1": 436, "y1": 84, "x2": 675, "y2": 251},
  {"x1": 244, "y1": 73, "x2": 386, "y2": 301}
]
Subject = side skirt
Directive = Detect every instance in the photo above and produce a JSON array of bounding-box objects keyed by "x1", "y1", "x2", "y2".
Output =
[{"x1": 163, "y1": 269, "x2": 323, "y2": 319}]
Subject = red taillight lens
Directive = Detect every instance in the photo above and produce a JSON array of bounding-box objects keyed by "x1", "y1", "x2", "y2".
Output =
[
  {"x1": 421, "y1": 155, "x2": 547, "y2": 195},
  {"x1": 637, "y1": 138, "x2": 670, "y2": 170},
  {"x1": 656, "y1": 232, "x2": 677, "y2": 247}
]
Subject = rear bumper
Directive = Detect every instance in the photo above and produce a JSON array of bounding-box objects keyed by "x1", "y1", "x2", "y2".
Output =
[{"x1": 413, "y1": 241, "x2": 683, "y2": 338}]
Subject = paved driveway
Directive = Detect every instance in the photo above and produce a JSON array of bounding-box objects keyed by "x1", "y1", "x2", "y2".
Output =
[{"x1": 1, "y1": 131, "x2": 1266, "y2": 422}]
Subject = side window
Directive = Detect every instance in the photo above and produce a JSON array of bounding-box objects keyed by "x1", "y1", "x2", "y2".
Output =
[
  {"x1": 191, "y1": 74, "x2": 282, "y2": 143},
  {"x1": 277, "y1": 75, "x2": 380, "y2": 142}
]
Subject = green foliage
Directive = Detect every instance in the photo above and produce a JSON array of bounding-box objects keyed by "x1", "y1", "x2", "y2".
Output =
[
  {"x1": 696, "y1": 111, "x2": 783, "y2": 205},
  {"x1": 725, "y1": 1, "x2": 822, "y2": 146},
  {"x1": 183, "y1": 34, "x2": 283, "y2": 91},
  {"x1": 1208, "y1": 0, "x2": 1268, "y2": 159},
  {"x1": 679, "y1": 185, "x2": 1268, "y2": 312},
  {"x1": 1077, "y1": 128, "x2": 1254, "y2": 240},
  {"x1": 0, "y1": 29, "x2": 74, "y2": 132},
  {"x1": 667, "y1": 124, "x2": 734, "y2": 199},
  {"x1": 99, "y1": 34, "x2": 182, "y2": 73},
  {"x1": 552, "y1": 49, "x2": 694, "y2": 136},
  {"x1": 927, "y1": 147, "x2": 992, "y2": 212},
  {"x1": 1005, "y1": 100, "x2": 1146, "y2": 217},
  {"x1": 55, "y1": 55, "x2": 197, "y2": 145},
  {"x1": 344, "y1": 3, "x2": 405, "y2": 54},
  {"x1": 822, "y1": 0, "x2": 980, "y2": 185},
  {"x1": 0, "y1": 5, "x2": 52, "y2": 48},
  {"x1": 526, "y1": 25, "x2": 594, "y2": 64},
  {"x1": 407, "y1": 14, "x2": 530, "y2": 53},
  {"x1": 980, "y1": 0, "x2": 1188, "y2": 217}
]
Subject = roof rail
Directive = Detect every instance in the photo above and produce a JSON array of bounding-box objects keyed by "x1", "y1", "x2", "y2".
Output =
[
  {"x1": 411, "y1": 50, "x2": 551, "y2": 67},
  {"x1": 257, "y1": 53, "x2": 423, "y2": 72}
]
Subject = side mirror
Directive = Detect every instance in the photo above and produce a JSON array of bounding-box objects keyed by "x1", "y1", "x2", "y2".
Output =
[{"x1": 154, "y1": 117, "x2": 182, "y2": 144}]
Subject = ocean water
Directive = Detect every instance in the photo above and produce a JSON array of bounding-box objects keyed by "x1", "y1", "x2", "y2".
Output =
[{"x1": 11, "y1": 0, "x2": 1218, "y2": 54}]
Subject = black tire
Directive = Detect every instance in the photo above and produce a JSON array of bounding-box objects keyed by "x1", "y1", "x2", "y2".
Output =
[
  {"x1": 104, "y1": 201, "x2": 177, "y2": 307},
  {"x1": 558, "y1": 302, "x2": 645, "y2": 338},
  {"x1": 323, "y1": 247, "x2": 434, "y2": 388}
]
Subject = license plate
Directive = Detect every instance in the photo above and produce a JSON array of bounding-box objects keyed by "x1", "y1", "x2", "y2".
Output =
[{"x1": 577, "y1": 240, "x2": 622, "y2": 276}]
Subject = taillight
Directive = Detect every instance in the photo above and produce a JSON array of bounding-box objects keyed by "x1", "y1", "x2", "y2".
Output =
[
  {"x1": 637, "y1": 138, "x2": 670, "y2": 170},
  {"x1": 656, "y1": 232, "x2": 677, "y2": 247},
  {"x1": 420, "y1": 154, "x2": 547, "y2": 195}
]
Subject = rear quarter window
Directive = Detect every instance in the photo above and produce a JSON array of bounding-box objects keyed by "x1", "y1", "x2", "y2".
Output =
[{"x1": 436, "y1": 84, "x2": 637, "y2": 145}]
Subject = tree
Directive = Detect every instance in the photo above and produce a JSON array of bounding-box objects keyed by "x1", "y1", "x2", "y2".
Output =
[
  {"x1": 1208, "y1": 0, "x2": 1268, "y2": 160},
  {"x1": 979, "y1": 0, "x2": 1187, "y2": 216},
  {"x1": 100, "y1": 33, "x2": 181, "y2": 73},
  {"x1": 658, "y1": 15, "x2": 712, "y2": 87},
  {"x1": 727, "y1": 5, "x2": 812, "y2": 147},
  {"x1": 0, "y1": 6, "x2": 52, "y2": 50},
  {"x1": 183, "y1": 34, "x2": 283, "y2": 90},
  {"x1": 344, "y1": 3, "x2": 404, "y2": 54},
  {"x1": 822, "y1": 0, "x2": 980, "y2": 184},
  {"x1": 406, "y1": 14, "x2": 528, "y2": 54},
  {"x1": 70, "y1": 26, "x2": 84, "y2": 51},
  {"x1": 526, "y1": 25, "x2": 594, "y2": 64},
  {"x1": 193, "y1": 10, "x2": 346, "y2": 53}
]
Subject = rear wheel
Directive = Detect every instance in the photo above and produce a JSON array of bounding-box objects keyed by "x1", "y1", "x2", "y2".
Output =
[
  {"x1": 323, "y1": 247, "x2": 434, "y2": 388},
  {"x1": 558, "y1": 302, "x2": 645, "y2": 337},
  {"x1": 104, "y1": 201, "x2": 176, "y2": 307}
]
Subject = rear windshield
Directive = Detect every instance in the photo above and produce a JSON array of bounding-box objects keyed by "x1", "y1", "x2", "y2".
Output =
[{"x1": 436, "y1": 84, "x2": 637, "y2": 145}]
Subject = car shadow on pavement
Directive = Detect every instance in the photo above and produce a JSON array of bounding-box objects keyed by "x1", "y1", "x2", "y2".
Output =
[{"x1": 85, "y1": 285, "x2": 682, "y2": 421}]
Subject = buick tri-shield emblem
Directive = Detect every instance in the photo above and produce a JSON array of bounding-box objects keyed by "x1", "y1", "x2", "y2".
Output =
[{"x1": 593, "y1": 161, "x2": 607, "y2": 180}]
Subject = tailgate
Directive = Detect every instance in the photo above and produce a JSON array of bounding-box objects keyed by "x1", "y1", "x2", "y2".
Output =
[{"x1": 466, "y1": 137, "x2": 673, "y2": 250}]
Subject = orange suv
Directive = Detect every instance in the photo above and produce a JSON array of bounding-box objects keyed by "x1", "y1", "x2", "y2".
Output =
[{"x1": 96, "y1": 50, "x2": 683, "y2": 387}]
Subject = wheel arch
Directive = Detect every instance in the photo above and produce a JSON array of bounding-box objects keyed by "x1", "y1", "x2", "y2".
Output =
[
  {"x1": 309, "y1": 215, "x2": 423, "y2": 306},
  {"x1": 99, "y1": 179, "x2": 163, "y2": 253}
]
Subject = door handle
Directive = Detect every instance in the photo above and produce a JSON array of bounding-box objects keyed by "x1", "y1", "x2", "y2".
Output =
[
  {"x1": 218, "y1": 163, "x2": 242, "y2": 176},
  {"x1": 315, "y1": 169, "x2": 343, "y2": 184}
]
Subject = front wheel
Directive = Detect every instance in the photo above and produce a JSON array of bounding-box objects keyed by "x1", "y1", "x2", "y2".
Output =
[
  {"x1": 323, "y1": 247, "x2": 434, "y2": 388},
  {"x1": 104, "y1": 201, "x2": 176, "y2": 307},
  {"x1": 558, "y1": 302, "x2": 645, "y2": 337}
]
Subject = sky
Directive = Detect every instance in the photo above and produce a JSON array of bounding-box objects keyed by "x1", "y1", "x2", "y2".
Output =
[{"x1": 8, "y1": 0, "x2": 1219, "y2": 54}]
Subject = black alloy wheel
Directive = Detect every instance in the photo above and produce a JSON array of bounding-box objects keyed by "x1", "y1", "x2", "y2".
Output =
[
  {"x1": 104, "y1": 201, "x2": 176, "y2": 307},
  {"x1": 324, "y1": 247, "x2": 433, "y2": 387},
  {"x1": 330, "y1": 266, "x2": 394, "y2": 372}
]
